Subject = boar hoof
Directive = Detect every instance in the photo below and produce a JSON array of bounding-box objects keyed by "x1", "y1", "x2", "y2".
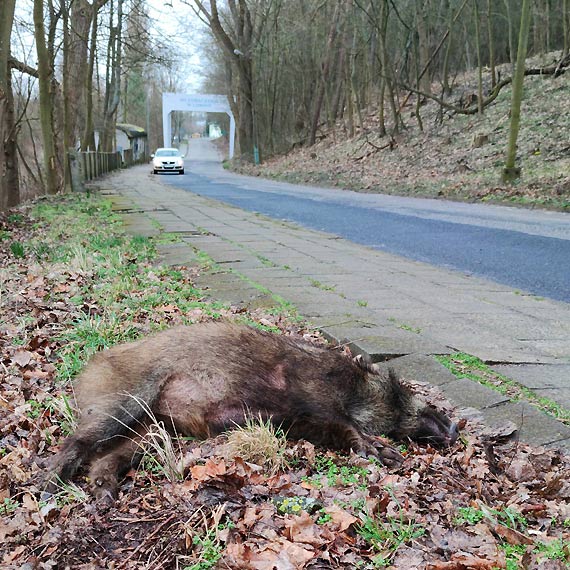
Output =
[
  {"x1": 376, "y1": 445, "x2": 405, "y2": 467},
  {"x1": 359, "y1": 434, "x2": 404, "y2": 467},
  {"x1": 94, "y1": 487, "x2": 116, "y2": 506},
  {"x1": 90, "y1": 475, "x2": 118, "y2": 504}
]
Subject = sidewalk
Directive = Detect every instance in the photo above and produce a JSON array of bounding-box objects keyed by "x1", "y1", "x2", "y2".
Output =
[{"x1": 91, "y1": 165, "x2": 570, "y2": 452}]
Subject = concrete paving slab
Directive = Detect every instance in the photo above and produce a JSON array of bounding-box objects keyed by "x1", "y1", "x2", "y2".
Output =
[
  {"x1": 476, "y1": 291, "x2": 565, "y2": 320},
  {"x1": 251, "y1": 277, "x2": 313, "y2": 291},
  {"x1": 195, "y1": 273, "x2": 245, "y2": 287},
  {"x1": 292, "y1": 302, "x2": 363, "y2": 319},
  {"x1": 120, "y1": 217, "x2": 160, "y2": 237},
  {"x1": 348, "y1": 334, "x2": 450, "y2": 361},
  {"x1": 242, "y1": 267, "x2": 304, "y2": 280},
  {"x1": 203, "y1": 251, "x2": 247, "y2": 264},
  {"x1": 439, "y1": 378, "x2": 511, "y2": 410},
  {"x1": 491, "y1": 363, "x2": 570, "y2": 390},
  {"x1": 310, "y1": 317, "x2": 379, "y2": 330},
  {"x1": 518, "y1": 339, "x2": 570, "y2": 359},
  {"x1": 156, "y1": 243, "x2": 197, "y2": 265},
  {"x1": 375, "y1": 354, "x2": 459, "y2": 387},
  {"x1": 199, "y1": 284, "x2": 273, "y2": 307},
  {"x1": 181, "y1": 234, "x2": 225, "y2": 245},
  {"x1": 469, "y1": 314, "x2": 570, "y2": 340},
  {"x1": 318, "y1": 323, "x2": 392, "y2": 345},
  {"x1": 344, "y1": 294, "x2": 431, "y2": 313},
  {"x1": 222, "y1": 258, "x2": 267, "y2": 270},
  {"x1": 480, "y1": 402, "x2": 570, "y2": 450}
]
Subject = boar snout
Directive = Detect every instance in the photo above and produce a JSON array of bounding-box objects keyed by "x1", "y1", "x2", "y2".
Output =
[{"x1": 410, "y1": 406, "x2": 460, "y2": 447}]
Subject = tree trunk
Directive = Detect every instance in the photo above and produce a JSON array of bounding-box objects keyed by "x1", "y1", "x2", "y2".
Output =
[
  {"x1": 474, "y1": 1, "x2": 484, "y2": 115},
  {"x1": 562, "y1": 0, "x2": 570, "y2": 59},
  {"x1": 378, "y1": 79, "x2": 386, "y2": 137},
  {"x1": 377, "y1": 0, "x2": 400, "y2": 134},
  {"x1": 64, "y1": 0, "x2": 92, "y2": 153},
  {"x1": 416, "y1": 0, "x2": 432, "y2": 95},
  {"x1": 81, "y1": 2, "x2": 100, "y2": 151},
  {"x1": 486, "y1": 0, "x2": 497, "y2": 87},
  {"x1": 503, "y1": 0, "x2": 515, "y2": 73},
  {"x1": 34, "y1": 0, "x2": 59, "y2": 195},
  {"x1": 309, "y1": 1, "x2": 341, "y2": 146},
  {"x1": 349, "y1": 13, "x2": 364, "y2": 134},
  {"x1": 62, "y1": 0, "x2": 71, "y2": 190},
  {"x1": 502, "y1": 0, "x2": 531, "y2": 183},
  {"x1": 442, "y1": 0, "x2": 454, "y2": 94},
  {"x1": 236, "y1": 56, "x2": 255, "y2": 158},
  {"x1": 101, "y1": 0, "x2": 123, "y2": 153},
  {"x1": 0, "y1": 0, "x2": 20, "y2": 211},
  {"x1": 331, "y1": 42, "x2": 346, "y2": 126}
]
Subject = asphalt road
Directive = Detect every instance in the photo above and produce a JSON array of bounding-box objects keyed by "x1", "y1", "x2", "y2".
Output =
[{"x1": 156, "y1": 139, "x2": 570, "y2": 303}]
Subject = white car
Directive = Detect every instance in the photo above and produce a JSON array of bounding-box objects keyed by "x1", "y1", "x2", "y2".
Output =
[{"x1": 151, "y1": 148, "x2": 184, "y2": 174}]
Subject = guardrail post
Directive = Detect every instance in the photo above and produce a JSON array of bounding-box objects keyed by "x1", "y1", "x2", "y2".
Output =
[{"x1": 67, "y1": 150, "x2": 85, "y2": 192}]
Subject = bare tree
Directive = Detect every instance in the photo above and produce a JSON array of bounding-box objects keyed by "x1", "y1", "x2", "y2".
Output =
[
  {"x1": 473, "y1": 0, "x2": 484, "y2": 115},
  {"x1": 63, "y1": 0, "x2": 92, "y2": 156},
  {"x1": 0, "y1": 0, "x2": 19, "y2": 210},
  {"x1": 100, "y1": 0, "x2": 125, "y2": 152},
  {"x1": 486, "y1": 0, "x2": 496, "y2": 86},
  {"x1": 562, "y1": 0, "x2": 570, "y2": 59},
  {"x1": 33, "y1": 0, "x2": 61, "y2": 195},
  {"x1": 502, "y1": 0, "x2": 532, "y2": 183},
  {"x1": 192, "y1": 0, "x2": 264, "y2": 160},
  {"x1": 309, "y1": 1, "x2": 342, "y2": 146}
]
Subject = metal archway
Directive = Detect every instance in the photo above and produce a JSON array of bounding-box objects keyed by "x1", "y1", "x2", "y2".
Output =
[{"x1": 162, "y1": 93, "x2": 236, "y2": 158}]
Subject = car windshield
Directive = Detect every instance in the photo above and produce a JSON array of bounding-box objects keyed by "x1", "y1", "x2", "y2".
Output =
[{"x1": 155, "y1": 149, "x2": 180, "y2": 157}]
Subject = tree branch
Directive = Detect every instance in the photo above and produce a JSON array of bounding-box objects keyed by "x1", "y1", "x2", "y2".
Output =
[
  {"x1": 402, "y1": 55, "x2": 570, "y2": 116},
  {"x1": 9, "y1": 56, "x2": 39, "y2": 77}
]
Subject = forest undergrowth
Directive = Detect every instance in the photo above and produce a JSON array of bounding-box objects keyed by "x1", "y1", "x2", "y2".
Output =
[{"x1": 235, "y1": 52, "x2": 570, "y2": 212}]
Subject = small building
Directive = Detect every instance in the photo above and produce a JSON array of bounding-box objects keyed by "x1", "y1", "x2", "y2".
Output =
[
  {"x1": 208, "y1": 123, "x2": 222, "y2": 138},
  {"x1": 115, "y1": 123, "x2": 148, "y2": 164},
  {"x1": 90, "y1": 123, "x2": 148, "y2": 165}
]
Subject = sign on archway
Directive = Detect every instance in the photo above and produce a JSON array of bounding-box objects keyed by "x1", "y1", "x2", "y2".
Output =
[{"x1": 162, "y1": 93, "x2": 236, "y2": 158}]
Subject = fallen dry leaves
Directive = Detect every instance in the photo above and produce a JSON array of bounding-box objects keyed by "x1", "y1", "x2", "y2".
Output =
[{"x1": 1, "y1": 202, "x2": 569, "y2": 569}]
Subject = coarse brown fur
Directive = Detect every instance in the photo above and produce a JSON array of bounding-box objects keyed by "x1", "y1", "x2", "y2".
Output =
[{"x1": 47, "y1": 322, "x2": 458, "y2": 500}]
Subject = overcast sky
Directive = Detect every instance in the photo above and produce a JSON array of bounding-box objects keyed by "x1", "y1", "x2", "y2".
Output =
[{"x1": 146, "y1": 0, "x2": 207, "y2": 91}]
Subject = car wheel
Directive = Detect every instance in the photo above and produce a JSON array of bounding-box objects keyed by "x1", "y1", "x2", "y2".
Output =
[
  {"x1": 179, "y1": 169, "x2": 184, "y2": 175},
  {"x1": 153, "y1": 169, "x2": 158, "y2": 174}
]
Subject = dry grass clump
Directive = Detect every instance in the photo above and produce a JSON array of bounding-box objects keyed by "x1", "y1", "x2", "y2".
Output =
[
  {"x1": 125, "y1": 394, "x2": 185, "y2": 482},
  {"x1": 225, "y1": 414, "x2": 289, "y2": 475}
]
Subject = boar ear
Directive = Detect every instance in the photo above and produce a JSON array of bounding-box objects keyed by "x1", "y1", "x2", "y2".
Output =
[{"x1": 353, "y1": 353, "x2": 378, "y2": 374}]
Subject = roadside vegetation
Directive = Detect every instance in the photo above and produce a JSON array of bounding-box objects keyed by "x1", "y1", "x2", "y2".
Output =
[
  {"x1": 235, "y1": 52, "x2": 570, "y2": 211},
  {"x1": 1, "y1": 192, "x2": 569, "y2": 568}
]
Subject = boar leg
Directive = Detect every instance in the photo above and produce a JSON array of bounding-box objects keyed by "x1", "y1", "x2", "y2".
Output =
[
  {"x1": 88, "y1": 437, "x2": 143, "y2": 503},
  {"x1": 288, "y1": 419, "x2": 404, "y2": 466},
  {"x1": 47, "y1": 386, "x2": 165, "y2": 491},
  {"x1": 46, "y1": 428, "x2": 126, "y2": 492},
  {"x1": 45, "y1": 433, "x2": 95, "y2": 492},
  {"x1": 359, "y1": 433, "x2": 405, "y2": 467},
  {"x1": 46, "y1": 419, "x2": 136, "y2": 492}
]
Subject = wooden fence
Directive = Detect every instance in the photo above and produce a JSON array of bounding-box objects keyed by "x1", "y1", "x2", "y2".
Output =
[{"x1": 68, "y1": 149, "x2": 147, "y2": 191}]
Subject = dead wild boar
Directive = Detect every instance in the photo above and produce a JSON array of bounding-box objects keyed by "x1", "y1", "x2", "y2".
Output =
[{"x1": 48, "y1": 322, "x2": 458, "y2": 500}]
